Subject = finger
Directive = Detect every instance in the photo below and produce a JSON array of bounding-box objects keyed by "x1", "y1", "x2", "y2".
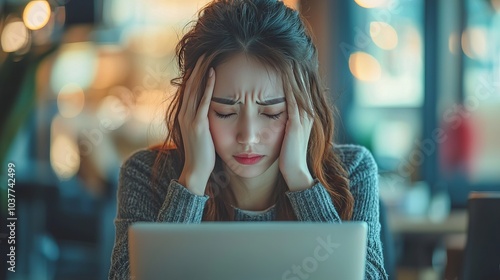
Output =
[
  {"x1": 295, "y1": 70, "x2": 307, "y2": 124},
  {"x1": 181, "y1": 68, "x2": 193, "y2": 114},
  {"x1": 185, "y1": 55, "x2": 206, "y2": 118},
  {"x1": 290, "y1": 65, "x2": 306, "y2": 123},
  {"x1": 181, "y1": 55, "x2": 205, "y2": 118},
  {"x1": 299, "y1": 70, "x2": 314, "y2": 119},
  {"x1": 295, "y1": 69, "x2": 312, "y2": 124},
  {"x1": 285, "y1": 79, "x2": 300, "y2": 124},
  {"x1": 196, "y1": 67, "x2": 215, "y2": 120}
]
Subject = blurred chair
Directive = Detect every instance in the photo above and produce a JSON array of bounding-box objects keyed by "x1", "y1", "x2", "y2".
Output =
[{"x1": 462, "y1": 192, "x2": 500, "y2": 280}]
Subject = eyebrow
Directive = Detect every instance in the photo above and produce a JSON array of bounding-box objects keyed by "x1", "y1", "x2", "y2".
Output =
[{"x1": 211, "y1": 97, "x2": 286, "y2": 106}]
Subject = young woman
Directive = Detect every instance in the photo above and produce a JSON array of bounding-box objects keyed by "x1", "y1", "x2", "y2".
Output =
[{"x1": 109, "y1": 0, "x2": 388, "y2": 279}]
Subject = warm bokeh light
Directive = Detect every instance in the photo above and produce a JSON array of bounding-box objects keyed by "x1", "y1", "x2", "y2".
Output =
[
  {"x1": 23, "y1": 1, "x2": 51, "y2": 30},
  {"x1": 57, "y1": 84, "x2": 85, "y2": 118},
  {"x1": 125, "y1": 26, "x2": 180, "y2": 57},
  {"x1": 92, "y1": 46, "x2": 130, "y2": 89},
  {"x1": 1, "y1": 20, "x2": 29, "y2": 53},
  {"x1": 50, "y1": 117, "x2": 81, "y2": 180},
  {"x1": 132, "y1": 89, "x2": 169, "y2": 124},
  {"x1": 404, "y1": 25, "x2": 423, "y2": 56},
  {"x1": 349, "y1": 52, "x2": 382, "y2": 82},
  {"x1": 354, "y1": 0, "x2": 387, "y2": 9},
  {"x1": 96, "y1": 95, "x2": 129, "y2": 130},
  {"x1": 282, "y1": 0, "x2": 299, "y2": 10},
  {"x1": 134, "y1": 89, "x2": 171, "y2": 143},
  {"x1": 370, "y1": 21, "x2": 398, "y2": 50},
  {"x1": 461, "y1": 27, "x2": 488, "y2": 61},
  {"x1": 50, "y1": 42, "x2": 98, "y2": 92}
]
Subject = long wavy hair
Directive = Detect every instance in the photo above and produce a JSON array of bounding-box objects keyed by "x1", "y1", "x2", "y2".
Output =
[{"x1": 153, "y1": 0, "x2": 354, "y2": 221}]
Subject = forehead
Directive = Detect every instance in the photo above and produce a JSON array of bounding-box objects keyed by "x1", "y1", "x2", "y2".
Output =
[{"x1": 213, "y1": 53, "x2": 284, "y2": 97}]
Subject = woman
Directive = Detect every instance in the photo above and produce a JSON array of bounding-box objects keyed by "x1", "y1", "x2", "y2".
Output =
[{"x1": 109, "y1": 0, "x2": 388, "y2": 279}]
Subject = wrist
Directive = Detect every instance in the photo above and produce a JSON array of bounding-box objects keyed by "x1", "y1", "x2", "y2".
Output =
[
  {"x1": 178, "y1": 172, "x2": 208, "y2": 196},
  {"x1": 284, "y1": 171, "x2": 315, "y2": 192}
]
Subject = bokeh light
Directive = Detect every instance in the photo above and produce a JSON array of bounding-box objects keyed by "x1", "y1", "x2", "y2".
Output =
[
  {"x1": 370, "y1": 21, "x2": 398, "y2": 50},
  {"x1": 57, "y1": 84, "x2": 85, "y2": 118},
  {"x1": 96, "y1": 95, "x2": 129, "y2": 130},
  {"x1": 50, "y1": 42, "x2": 98, "y2": 92},
  {"x1": 349, "y1": 52, "x2": 382, "y2": 82},
  {"x1": 50, "y1": 116, "x2": 81, "y2": 180},
  {"x1": 461, "y1": 27, "x2": 488, "y2": 61},
  {"x1": 92, "y1": 46, "x2": 130, "y2": 89},
  {"x1": 354, "y1": 0, "x2": 387, "y2": 9},
  {"x1": 23, "y1": 1, "x2": 51, "y2": 30},
  {"x1": 132, "y1": 89, "x2": 169, "y2": 124},
  {"x1": 1, "y1": 20, "x2": 29, "y2": 53},
  {"x1": 282, "y1": 0, "x2": 299, "y2": 9}
]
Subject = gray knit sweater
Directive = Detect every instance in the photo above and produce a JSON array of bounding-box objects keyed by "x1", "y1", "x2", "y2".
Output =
[{"x1": 109, "y1": 144, "x2": 388, "y2": 279}]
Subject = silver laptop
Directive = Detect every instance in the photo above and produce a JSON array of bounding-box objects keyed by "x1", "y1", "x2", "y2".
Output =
[{"x1": 129, "y1": 222, "x2": 367, "y2": 280}]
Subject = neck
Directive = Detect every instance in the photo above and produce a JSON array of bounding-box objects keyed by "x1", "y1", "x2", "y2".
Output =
[{"x1": 224, "y1": 160, "x2": 280, "y2": 211}]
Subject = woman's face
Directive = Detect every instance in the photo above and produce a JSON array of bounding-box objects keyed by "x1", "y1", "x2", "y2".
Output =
[{"x1": 209, "y1": 53, "x2": 287, "y2": 178}]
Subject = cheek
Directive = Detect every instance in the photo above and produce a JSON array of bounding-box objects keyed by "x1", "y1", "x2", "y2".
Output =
[
  {"x1": 260, "y1": 120, "x2": 286, "y2": 144},
  {"x1": 209, "y1": 117, "x2": 233, "y2": 147}
]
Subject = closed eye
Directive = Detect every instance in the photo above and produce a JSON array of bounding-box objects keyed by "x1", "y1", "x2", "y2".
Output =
[
  {"x1": 214, "y1": 112, "x2": 284, "y2": 120},
  {"x1": 215, "y1": 112, "x2": 235, "y2": 119},
  {"x1": 265, "y1": 112, "x2": 283, "y2": 120}
]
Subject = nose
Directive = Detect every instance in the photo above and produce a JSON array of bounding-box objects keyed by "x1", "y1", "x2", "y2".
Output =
[{"x1": 236, "y1": 113, "x2": 261, "y2": 146}]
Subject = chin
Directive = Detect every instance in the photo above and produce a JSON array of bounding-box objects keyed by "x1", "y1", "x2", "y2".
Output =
[
  {"x1": 232, "y1": 168, "x2": 266, "y2": 179},
  {"x1": 221, "y1": 158, "x2": 268, "y2": 179}
]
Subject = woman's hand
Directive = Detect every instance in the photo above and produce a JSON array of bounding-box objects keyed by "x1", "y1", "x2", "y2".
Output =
[
  {"x1": 178, "y1": 56, "x2": 216, "y2": 196},
  {"x1": 279, "y1": 71, "x2": 315, "y2": 192}
]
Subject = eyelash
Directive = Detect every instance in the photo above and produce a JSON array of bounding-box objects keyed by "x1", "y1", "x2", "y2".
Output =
[{"x1": 215, "y1": 112, "x2": 283, "y2": 120}]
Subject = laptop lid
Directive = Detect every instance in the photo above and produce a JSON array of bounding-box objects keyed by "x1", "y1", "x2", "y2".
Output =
[{"x1": 129, "y1": 222, "x2": 367, "y2": 280}]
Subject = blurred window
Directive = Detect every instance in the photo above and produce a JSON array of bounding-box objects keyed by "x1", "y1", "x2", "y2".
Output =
[
  {"x1": 459, "y1": 0, "x2": 500, "y2": 183},
  {"x1": 348, "y1": 0, "x2": 424, "y2": 174}
]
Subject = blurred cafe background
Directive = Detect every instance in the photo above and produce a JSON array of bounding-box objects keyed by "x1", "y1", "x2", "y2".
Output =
[{"x1": 1, "y1": 0, "x2": 499, "y2": 279}]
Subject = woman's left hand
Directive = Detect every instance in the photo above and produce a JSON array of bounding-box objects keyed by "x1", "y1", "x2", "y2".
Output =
[{"x1": 279, "y1": 72, "x2": 315, "y2": 192}]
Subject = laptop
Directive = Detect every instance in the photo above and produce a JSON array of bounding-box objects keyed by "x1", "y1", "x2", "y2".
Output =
[{"x1": 128, "y1": 222, "x2": 367, "y2": 280}]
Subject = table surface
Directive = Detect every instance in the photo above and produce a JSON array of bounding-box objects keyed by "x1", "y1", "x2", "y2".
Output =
[{"x1": 387, "y1": 209, "x2": 468, "y2": 234}]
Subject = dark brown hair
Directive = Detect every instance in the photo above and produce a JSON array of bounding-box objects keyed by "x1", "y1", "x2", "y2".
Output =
[{"x1": 154, "y1": 0, "x2": 354, "y2": 221}]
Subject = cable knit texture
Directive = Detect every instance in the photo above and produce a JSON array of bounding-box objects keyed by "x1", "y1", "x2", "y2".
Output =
[{"x1": 108, "y1": 144, "x2": 388, "y2": 279}]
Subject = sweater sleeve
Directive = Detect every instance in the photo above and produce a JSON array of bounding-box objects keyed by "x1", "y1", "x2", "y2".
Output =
[
  {"x1": 285, "y1": 146, "x2": 388, "y2": 280},
  {"x1": 348, "y1": 147, "x2": 388, "y2": 279},
  {"x1": 108, "y1": 150, "x2": 209, "y2": 280},
  {"x1": 285, "y1": 179, "x2": 342, "y2": 222}
]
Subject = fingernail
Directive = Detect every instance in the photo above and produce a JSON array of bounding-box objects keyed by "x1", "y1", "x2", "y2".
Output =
[{"x1": 209, "y1": 68, "x2": 214, "y2": 77}]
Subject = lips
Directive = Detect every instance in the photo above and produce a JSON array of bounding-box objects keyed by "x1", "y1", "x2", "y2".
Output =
[
  {"x1": 234, "y1": 153, "x2": 263, "y2": 158},
  {"x1": 233, "y1": 154, "x2": 264, "y2": 165}
]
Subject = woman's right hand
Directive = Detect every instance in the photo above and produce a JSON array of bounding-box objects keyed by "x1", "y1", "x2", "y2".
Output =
[{"x1": 178, "y1": 55, "x2": 216, "y2": 196}]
